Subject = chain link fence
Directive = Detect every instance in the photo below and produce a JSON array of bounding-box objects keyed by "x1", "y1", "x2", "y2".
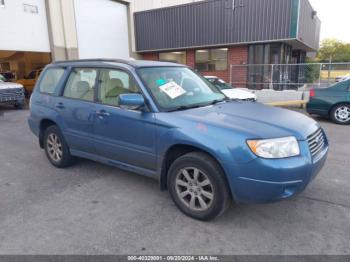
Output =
[{"x1": 230, "y1": 63, "x2": 350, "y2": 90}]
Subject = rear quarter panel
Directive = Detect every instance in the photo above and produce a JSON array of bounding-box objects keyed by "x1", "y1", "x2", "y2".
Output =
[{"x1": 308, "y1": 89, "x2": 349, "y2": 116}]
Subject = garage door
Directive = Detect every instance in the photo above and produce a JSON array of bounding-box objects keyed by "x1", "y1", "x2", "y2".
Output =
[
  {"x1": 74, "y1": 0, "x2": 130, "y2": 59},
  {"x1": 0, "y1": 0, "x2": 50, "y2": 52}
]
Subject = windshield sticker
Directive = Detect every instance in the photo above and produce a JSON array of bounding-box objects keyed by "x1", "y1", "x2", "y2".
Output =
[
  {"x1": 156, "y1": 79, "x2": 167, "y2": 86},
  {"x1": 159, "y1": 81, "x2": 186, "y2": 99}
]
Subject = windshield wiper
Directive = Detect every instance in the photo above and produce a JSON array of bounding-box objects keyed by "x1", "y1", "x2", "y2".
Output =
[
  {"x1": 167, "y1": 104, "x2": 202, "y2": 112},
  {"x1": 209, "y1": 98, "x2": 229, "y2": 105},
  {"x1": 167, "y1": 98, "x2": 228, "y2": 112}
]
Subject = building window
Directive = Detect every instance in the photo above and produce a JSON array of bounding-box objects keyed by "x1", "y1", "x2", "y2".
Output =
[
  {"x1": 195, "y1": 48, "x2": 228, "y2": 71},
  {"x1": 0, "y1": 0, "x2": 5, "y2": 8},
  {"x1": 159, "y1": 52, "x2": 186, "y2": 64},
  {"x1": 23, "y1": 4, "x2": 39, "y2": 14}
]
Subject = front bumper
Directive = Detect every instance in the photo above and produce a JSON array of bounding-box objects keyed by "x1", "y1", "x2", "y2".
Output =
[
  {"x1": 0, "y1": 92, "x2": 25, "y2": 104},
  {"x1": 224, "y1": 140, "x2": 329, "y2": 203}
]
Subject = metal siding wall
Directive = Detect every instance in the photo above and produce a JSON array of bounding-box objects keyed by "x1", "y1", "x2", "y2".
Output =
[
  {"x1": 134, "y1": 0, "x2": 294, "y2": 52},
  {"x1": 297, "y1": 0, "x2": 321, "y2": 50}
]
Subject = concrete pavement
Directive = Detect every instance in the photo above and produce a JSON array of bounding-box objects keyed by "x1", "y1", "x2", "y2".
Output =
[{"x1": 0, "y1": 106, "x2": 349, "y2": 255}]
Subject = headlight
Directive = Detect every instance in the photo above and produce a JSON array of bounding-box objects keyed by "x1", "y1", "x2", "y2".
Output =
[{"x1": 247, "y1": 136, "x2": 300, "y2": 159}]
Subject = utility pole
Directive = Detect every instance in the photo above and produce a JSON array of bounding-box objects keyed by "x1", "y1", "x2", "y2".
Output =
[{"x1": 328, "y1": 55, "x2": 332, "y2": 85}]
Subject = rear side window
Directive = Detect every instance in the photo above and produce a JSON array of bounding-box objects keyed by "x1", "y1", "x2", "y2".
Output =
[
  {"x1": 39, "y1": 68, "x2": 65, "y2": 94},
  {"x1": 63, "y1": 68, "x2": 97, "y2": 101}
]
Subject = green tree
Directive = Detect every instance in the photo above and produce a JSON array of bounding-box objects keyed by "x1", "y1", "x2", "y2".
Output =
[{"x1": 317, "y1": 39, "x2": 350, "y2": 63}]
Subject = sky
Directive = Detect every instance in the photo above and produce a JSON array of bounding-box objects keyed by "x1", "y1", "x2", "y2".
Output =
[{"x1": 308, "y1": 0, "x2": 350, "y2": 43}]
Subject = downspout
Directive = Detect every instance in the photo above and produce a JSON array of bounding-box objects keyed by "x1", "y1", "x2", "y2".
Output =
[{"x1": 59, "y1": 0, "x2": 69, "y2": 60}]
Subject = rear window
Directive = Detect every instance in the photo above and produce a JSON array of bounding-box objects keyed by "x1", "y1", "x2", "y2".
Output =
[{"x1": 39, "y1": 68, "x2": 65, "y2": 94}]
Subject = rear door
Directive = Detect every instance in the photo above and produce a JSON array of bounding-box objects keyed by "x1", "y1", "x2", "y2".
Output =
[
  {"x1": 55, "y1": 67, "x2": 97, "y2": 154},
  {"x1": 93, "y1": 68, "x2": 157, "y2": 172}
]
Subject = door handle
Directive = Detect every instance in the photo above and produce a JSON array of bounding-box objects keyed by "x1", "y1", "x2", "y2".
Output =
[
  {"x1": 56, "y1": 102, "x2": 65, "y2": 109},
  {"x1": 96, "y1": 110, "x2": 110, "y2": 118}
]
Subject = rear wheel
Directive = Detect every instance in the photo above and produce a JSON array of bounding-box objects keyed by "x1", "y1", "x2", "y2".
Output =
[
  {"x1": 43, "y1": 125, "x2": 74, "y2": 168},
  {"x1": 330, "y1": 104, "x2": 350, "y2": 125},
  {"x1": 168, "y1": 152, "x2": 231, "y2": 221}
]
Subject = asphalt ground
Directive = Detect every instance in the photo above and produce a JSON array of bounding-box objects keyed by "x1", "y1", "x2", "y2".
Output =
[{"x1": 0, "y1": 105, "x2": 349, "y2": 255}]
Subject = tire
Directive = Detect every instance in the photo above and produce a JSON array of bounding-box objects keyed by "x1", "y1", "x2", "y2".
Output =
[
  {"x1": 24, "y1": 90, "x2": 30, "y2": 99},
  {"x1": 43, "y1": 125, "x2": 74, "y2": 168},
  {"x1": 14, "y1": 102, "x2": 25, "y2": 109},
  {"x1": 330, "y1": 103, "x2": 350, "y2": 125},
  {"x1": 167, "y1": 152, "x2": 231, "y2": 221}
]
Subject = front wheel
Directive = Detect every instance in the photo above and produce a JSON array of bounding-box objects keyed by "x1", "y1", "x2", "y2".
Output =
[
  {"x1": 330, "y1": 104, "x2": 350, "y2": 125},
  {"x1": 43, "y1": 125, "x2": 74, "y2": 168},
  {"x1": 168, "y1": 152, "x2": 231, "y2": 221}
]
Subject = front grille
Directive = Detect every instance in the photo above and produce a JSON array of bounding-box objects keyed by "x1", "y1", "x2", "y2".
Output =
[
  {"x1": 307, "y1": 128, "x2": 326, "y2": 157},
  {"x1": 0, "y1": 88, "x2": 23, "y2": 95},
  {"x1": 0, "y1": 88, "x2": 24, "y2": 102}
]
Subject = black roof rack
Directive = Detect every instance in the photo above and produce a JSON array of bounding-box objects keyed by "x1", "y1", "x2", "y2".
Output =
[
  {"x1": 50, "y1": 58, "x2": 184, "y2": 68},
  {"x1": 52, "y1": 58, "x2": 135, "y2": 65}
]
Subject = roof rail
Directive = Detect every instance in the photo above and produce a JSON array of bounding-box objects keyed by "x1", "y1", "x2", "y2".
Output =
[{"x1": 52, "y1": 58, "x2": 133, "y2": 65}]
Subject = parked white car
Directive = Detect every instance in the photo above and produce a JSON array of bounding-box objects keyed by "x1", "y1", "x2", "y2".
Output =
[
  {"x1": 0, "y1": 80, "x2": 25, "y2": 109},
  {"x1": 335, "y1": 75, "x2": 350, "y2": 82},
  {"x1": 204, "y1": 76, "x2": 257, "y2": 101}
]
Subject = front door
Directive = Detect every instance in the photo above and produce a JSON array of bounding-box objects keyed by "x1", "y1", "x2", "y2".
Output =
[{"x1": 93, "y1": 68, "x2": 157, "y2": 172}]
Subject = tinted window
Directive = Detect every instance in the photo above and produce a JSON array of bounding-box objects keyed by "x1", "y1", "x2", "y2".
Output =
[
  {"x1": 39, "y1": 68, "x2": 65, "y2": 94},
  {"x1": 98, "y1": 69, "x2": 140, "y2": 107},
  {"x1": 27, "y1": 70, "x2": 36, "y2": 79},
  {"x1": 63, "y1": 68, "x2": 97, "y2": 101}
]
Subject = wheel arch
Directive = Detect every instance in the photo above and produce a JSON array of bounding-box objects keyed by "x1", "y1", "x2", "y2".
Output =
[
  {"x1": 328, "y1": 101, "x2": 350, "y2": 116},
  {"x1": 159, "y1": 144, "x2": 231, "y2": 197},
  {"x1": 39, "y1": 119, "x2": 58, "y2": 148}
]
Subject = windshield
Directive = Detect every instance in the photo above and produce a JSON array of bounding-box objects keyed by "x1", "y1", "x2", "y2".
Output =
[{"x1": 138, "y1": 67, "x2": 226, "y2": 111}]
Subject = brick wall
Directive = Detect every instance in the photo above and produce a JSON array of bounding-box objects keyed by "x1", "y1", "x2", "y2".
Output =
[
  {"x1": 143, "y1": 52, "x2": 158, "y2": 60},
  {"x1": 228, "y1": 46, "x2": 248, "y2": 87},
  {"x1": 186, "y1": 49, "x2": 195, "y2": 69},
  {"x1": 142, "y1": 45, "x2": 248, "y2": 85}
]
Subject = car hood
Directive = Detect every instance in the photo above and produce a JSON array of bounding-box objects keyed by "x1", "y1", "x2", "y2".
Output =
[
  {"x1": 0, "y1": 82, "x2": 23, "y2": 90},
  {"x1": 167, "y1": 101, "x2": 319, "y2": 140},
  {"x1": 221, "y1": 88, "x2": 256, "y2": 100}
]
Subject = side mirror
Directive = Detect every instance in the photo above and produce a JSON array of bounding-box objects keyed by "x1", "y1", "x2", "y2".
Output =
[{"x1": 119, "y1": 93, "x2": 145, "y2": 110}]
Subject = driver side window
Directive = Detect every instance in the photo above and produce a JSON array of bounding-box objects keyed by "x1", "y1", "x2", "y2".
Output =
[{"x1": 98, "y1": 69, "x2": 140, "y2": 107}]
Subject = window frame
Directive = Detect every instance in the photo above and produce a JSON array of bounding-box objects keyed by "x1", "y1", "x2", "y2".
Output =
[
  {"x1": 61, "y1": 67, "x2": 99, "y2": 103},
  {"x1": 37, "y1": 67, "x2": 67, "y2": 96},
  {"x1": 194, "y1": 48, "x2": 228, "y2": 72}
]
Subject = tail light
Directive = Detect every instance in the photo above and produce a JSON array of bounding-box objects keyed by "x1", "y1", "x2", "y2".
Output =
[{"x1": 309, "y1": 89, "x2": 315, "y2": 98}]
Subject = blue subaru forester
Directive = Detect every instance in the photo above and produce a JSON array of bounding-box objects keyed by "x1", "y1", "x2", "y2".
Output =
[{"x1": 28, "y1": 59, "x2": 328, "y2": 220}]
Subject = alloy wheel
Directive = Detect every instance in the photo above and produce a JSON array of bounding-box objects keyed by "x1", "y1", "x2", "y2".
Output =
[
  {"x1": 175, "y1": 167, "x2": 214, "y2": 211},
  {"x1": 47, "y1": 133, "x2": 63, "y2": 162},
  {"x1": 335, "y1": 106, "x2": 350, "y2": 123}
]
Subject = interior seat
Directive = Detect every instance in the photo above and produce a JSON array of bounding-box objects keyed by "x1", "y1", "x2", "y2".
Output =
[
  {"x1": 104, "y1": 78, "x2": 126, "y2": 105},
  {"x1": 74, "y1": 81, "x2": 90, "y2": 99}
]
